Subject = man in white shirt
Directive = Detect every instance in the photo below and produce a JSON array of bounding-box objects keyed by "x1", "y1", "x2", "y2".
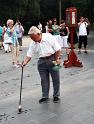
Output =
[
  {"x1": 78, "y1": 17, "x2": 88, "y2": 54},
  {"x1": 22, "y1": 26, "x2": 61, "y2": 103}
]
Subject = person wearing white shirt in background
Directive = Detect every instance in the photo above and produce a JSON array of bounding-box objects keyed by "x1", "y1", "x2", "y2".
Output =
[
  {"x1": 3, "y1": 25, "x2": 11, "y2": 53},
  {"x1": 59, "y1": 20, "x2": 69, "y2": 55},
  {"x1": 5, "y1": 19, "x2": 20, "y2": 67},
  {"x1": 15, "y1": 20, "x2": 24, "y2": 51},
  {"x1": 22, "y1": 26, "x2": 61, "y2": 104},
  {"x1": 45, "y1": 21, "x2": 49, "y2": 33},
  {"x1": 38, "y1": 22, "x2": 42, "y2": 31},
  {"x1": 78, "y1": 16, "x2": 88, "y2": 54}
]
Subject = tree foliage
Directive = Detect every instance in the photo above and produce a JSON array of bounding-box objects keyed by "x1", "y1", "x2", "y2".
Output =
[
  {"x1": 0, "y1": 0, "x2": 94, "y2": 26},
  {"x1": 0, "y1": 0, "x2": 29, "y2": 21}
]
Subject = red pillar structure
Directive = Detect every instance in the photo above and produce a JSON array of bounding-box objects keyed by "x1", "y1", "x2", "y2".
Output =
[{"x1": 63, "y1": 7, "x2": 83, "y2": 68}]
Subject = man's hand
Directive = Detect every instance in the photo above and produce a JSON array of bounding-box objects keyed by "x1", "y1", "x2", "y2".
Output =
[
  {"x1": 56, "y1": 59, "x2": 61, "y2": 65},
  {"x1": 21, "y1": 56, "x2": 31, "y2": 67},
  {"x1": 52, "y1": 59, "x2": 61, "y2": 65},
  {"x1": 21, "y1": 61, "x2": 26, "y2": 67},
  {"x1": 52, "y1": 59, "x2": 62, "y2": 71}
]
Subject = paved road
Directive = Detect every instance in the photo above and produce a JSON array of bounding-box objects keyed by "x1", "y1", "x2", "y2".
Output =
[{"x1": 0, "y1": 31, "x2": 94, "y2": 124}]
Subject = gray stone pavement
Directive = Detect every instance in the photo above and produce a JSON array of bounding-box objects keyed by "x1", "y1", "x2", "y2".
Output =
[{"x1": 0, "y1": 31, "x2": 94, "y2": 124}]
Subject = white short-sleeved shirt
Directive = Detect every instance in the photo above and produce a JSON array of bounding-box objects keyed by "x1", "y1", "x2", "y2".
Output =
[
  {"x1": 27, "y1": 33, "x2": 61, "y2": 58},
  {"x1": 78, "y1": 22, "x2": 88, "y2": 36},
  {"x1": 15, "y1": 24, "x2": 24, "y2": 38}
]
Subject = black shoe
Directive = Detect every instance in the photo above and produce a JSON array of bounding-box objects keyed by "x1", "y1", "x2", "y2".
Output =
[
  {"x1": 19, "y1": 49, "x2": 22, "y2": 51},
  {"x1": 53, "y1": 97, "x2": 60, "y2": 103},
  {"x1": 5, "y1": 51, "x2": 7, "y2": 53},
  {"x1": 84, "y1": 51, "x2": 88, "y2": 54},
  {"x1": 78, "y1": 51, "x2": 81, "y2": 54},
  {"x1": 68, "y1": 47, "x2": 75, "y2": 49},
  {"x1": 39, "y1": 98, "x2": 48, "y2": 104}
]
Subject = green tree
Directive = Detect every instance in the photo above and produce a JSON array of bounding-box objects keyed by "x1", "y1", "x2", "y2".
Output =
[
  {"x1": 0, "y1": 0, "x2": 29, "y2": 22},
  {"x1": 0, "y1": 0, "x2": 94, "y2": 26},
  {"x1": 40, "y1": 0, "x2": 59, "y2": 20},
  {"x1": 24, "y1": 0, "x2": 40, "y2": 20}
]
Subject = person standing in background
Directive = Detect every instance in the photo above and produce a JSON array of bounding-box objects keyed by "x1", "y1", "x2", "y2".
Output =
[
  {"x1": 45, "y1": 21, "x2": 49, "y2": 33},
  {"x1": 15, "y1": 20, "x2": 24, "y2": 51},
  {"x1": 0, "y1": 22, "x2": 3, "y2": 49},
  {"x1": 78, "y1": 17, "x2": 88, "y2": 54},
  {"x1": 3, "y1": 24, "x2": 11, "y2": 53},
  {"x1": 59, "y1": 20, "x2": 69, "y2": 55},
  {"x1": 52, "y1": 18, "x2": 61, "y2": 46},
  {"x1": 5, "y1": 19, "x2": 20, "y2": 67},
  {"x1": 52, "y1": 18, "x2": 60, "y2": 36},
  {"x1": 48, "y1": 20, "x2": 53, "y2": 34},
  {"x1": 38, "y1": 22, "x2": 42, "y2": 31}
]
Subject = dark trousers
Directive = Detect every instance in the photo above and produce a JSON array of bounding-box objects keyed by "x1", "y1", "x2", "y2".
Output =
[
  {"x1": 78, "y1": 35, "x2": 87, "y2": 49},
  {"x1": 37, "y1": 55, "x2": 60, "y2": 98},
  {"x1": 18, "y1": 38, "x2": 22, "y2": 46}
]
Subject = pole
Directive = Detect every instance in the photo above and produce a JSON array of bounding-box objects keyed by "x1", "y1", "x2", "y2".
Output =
[
  {"x1": 18, "y1": 66, "x2": 23, "y2": 113},
  {"x1": 59, "y1": 0, "x2": 62, "y2": 24}
]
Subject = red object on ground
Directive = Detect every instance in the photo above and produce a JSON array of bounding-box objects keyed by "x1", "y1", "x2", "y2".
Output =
[
  {"x1": 63, "y1": 28, "x2": 83, "y2": 68},
  {"x1": 63, "y1": 49, "x2": 83, "y2": 68}
]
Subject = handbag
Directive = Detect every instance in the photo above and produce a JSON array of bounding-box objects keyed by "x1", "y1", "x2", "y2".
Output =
[{"x1": 4, "y1": 32, "x2": 12, "y2": 44}]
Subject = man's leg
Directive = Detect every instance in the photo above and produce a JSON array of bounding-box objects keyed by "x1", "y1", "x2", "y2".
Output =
[
  {"x1": 50, "y1": 69, "x2": 60, "y2": 97},
  {"x1": 46, "y1": 55, "x2": 60, "y2": 102},
  {"x1": 18, "y1": 38, "x2": 22, "y2": 51},
  {"x1": 38, "y1": 61, "x2": 50, "y2": 103}
]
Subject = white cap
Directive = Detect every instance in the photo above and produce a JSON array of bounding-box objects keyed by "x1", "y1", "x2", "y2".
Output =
[
  {"x1": 7, "y1": 19, "x2": 14, "y2": 26},
  {"x1": 28, "y1": 26, "x2": 41, "y2": 35}
]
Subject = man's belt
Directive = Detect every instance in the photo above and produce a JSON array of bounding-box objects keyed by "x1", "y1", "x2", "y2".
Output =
[{"x1": 39, "y1": 54, "x2": 55, "y2": 59}]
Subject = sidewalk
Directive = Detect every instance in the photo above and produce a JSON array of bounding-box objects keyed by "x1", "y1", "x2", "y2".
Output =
[{"x1": 0, "y1": 34, "x2": 94, "y2": 124}]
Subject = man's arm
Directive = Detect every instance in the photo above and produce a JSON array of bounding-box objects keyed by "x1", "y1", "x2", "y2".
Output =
[
  {"x1": 22, "y1": 56, "x2": 31, "y2": 66},
  {"x1": 78, "y1": 22, "x2": 82, "y2": 27},
  {"x1": 54, "y1": 50, "x2": 61, "y2": 65}
]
